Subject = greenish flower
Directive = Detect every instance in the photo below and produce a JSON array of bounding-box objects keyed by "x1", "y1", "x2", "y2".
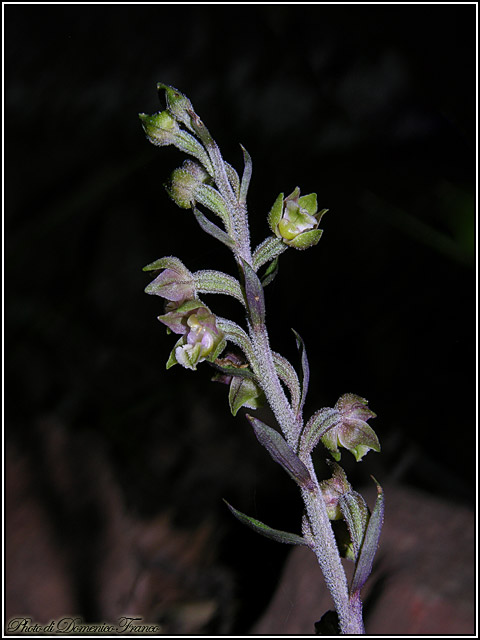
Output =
[
  {"x1": 321, "y1": 393, "x2": 379, "y2": 462},
  {"x1": 268, "y1": 187, "x2": 328, "y2": 249},
  {"x1": 159, "y1": 300, "x2": 226, "y2": 371}
]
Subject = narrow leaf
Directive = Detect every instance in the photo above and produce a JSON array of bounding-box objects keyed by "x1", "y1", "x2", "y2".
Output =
[
  {"x1": 175, "y1": 130, "x2": 214, "y2": 175},
  {"x1": 193, "y1": 206, "x2": 234, "y2": 249},
  {"x1": 339, "y1": 491, "x2": 369, "y2": 560},
  {"x1": 216, "y1": 317, "x2": 256, "y2": 366},
  {"x1": 292, "y1": 329, "x2": 310, "y2": 416},
  {"x1": 260, "y1": 257, "x2": 279, "y2": 287},
  {"x1": 272, "y1": 352, "x2": 301, "y2": 414},
  {"x1": 225, "y1": 162, "x2": 240, "y2": 197},
  {"x1": 252, "y1": 236, "x2": 287, "y2": 272},
  {"x1": 299, "y1": 408, "x2": 341, "y2": 457},
  {"x1": 247, "y1": 414, "x2": 314, "y2": 490},
  {"x1": 194, "y1": 270, "x2": 245, "y2": 306},
  {"x1": 350, "y1": 479, "x2": 384, "y2": 595},
  {"x1": 240, "y1": 259, "x2": 265, "y2": 327},
  {"x1": 196, "y1": 184, "x2": 231, "y2": 227},
  {"x1": 239, "y1": 144, "x2": 252, "y2": 205},
  {"x1": 224, "y1": 501, "x2": 308, "y2": 546},
  {"x1": 143, "y1": 256, "x2": 188, "y2": 273},
  {"x1": 187, "y1": 109, "x2": 236, "y2": 203}
]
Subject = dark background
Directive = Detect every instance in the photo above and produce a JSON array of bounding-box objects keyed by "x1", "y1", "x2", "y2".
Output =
[{"x1": 5, "y1": 3, "x2": 476, "y2": 634}]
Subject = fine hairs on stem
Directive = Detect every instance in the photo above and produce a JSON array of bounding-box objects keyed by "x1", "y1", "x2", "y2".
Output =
[{"x1": 139, "y1": 83, "x2": 384, "y2": 635}]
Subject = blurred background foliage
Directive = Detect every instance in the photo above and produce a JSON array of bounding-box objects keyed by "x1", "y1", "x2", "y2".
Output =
[{"x1": 5, "y1": 3, "x2": 475, "y2": 633}]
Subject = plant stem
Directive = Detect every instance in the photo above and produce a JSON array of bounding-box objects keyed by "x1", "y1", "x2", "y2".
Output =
[
  {"x1": 249, "y1": 320, "x2": 300, "y2": 449},
  {"x1": 302, "y1": 458, "x2": 365, "y2": 634},
  {"x1": 224, "y1": 152, "x2": 364, "y2": 635},
  {"x1": 248, "y1": 305, "x2": 364, "y2": 633}
]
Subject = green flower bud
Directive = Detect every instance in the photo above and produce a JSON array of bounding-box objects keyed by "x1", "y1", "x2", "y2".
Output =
[
  {"x1": 138, "y1": 110, "x2": 180, "y2": 146},
  {"x1": 321, "y1": 393, "x2": 380, "y2": 462},
  {"x1": 157, "y1": 83, "x2": 195, "y2": 132},
  {"x1": 166, "y1": 160, "x2": 211, "y2": 209},
  {"x1": 268, "y1": 187, "x2": 327, "y2": 250}
]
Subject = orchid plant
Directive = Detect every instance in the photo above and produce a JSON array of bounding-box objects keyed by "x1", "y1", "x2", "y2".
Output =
[{"x1": 139, "y1": 84, "x2": 384, "y2": 635}]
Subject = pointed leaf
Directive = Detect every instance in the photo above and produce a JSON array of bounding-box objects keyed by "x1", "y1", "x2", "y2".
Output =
[
  {"x1": 252, "y1": 236, "x2": 288, "y2": 272},
  {"x1": 224, "y1": 501, "x2": 308, "y2": 546},
  {"x1": 216, "y1": 317, "x2": 256, "y2": 366},
  {"x1": 292, "y1": 329, "x2": 310, "y2": 416},
  {"x1": 193, "y1": 206, "x2": 234, "y2": 249},
  {"x1": 350, "y1": 479, "x2": 384, "y2": 595},
  {"x1": 225, "y1": 162, "x2": 240, "y2": 197},
  {"x1": 260, "y1": 256, "x2": 279, "y2": 287},
  {"x1": 239, "y1": 144, "x2": 252, "y2": 205},
  {"x1": 299, "y1": 407, "x2": 341, "y2": 457},
  {"x1": 272, "y1": 352, "x2": 301, "y2": 414},
  {"x1": 240, "y1": 259, "x2": 265, "y2": 327},
  {"x1": 196, "y1": 184, "x2": 230, "y2": 227},
  {"x1": 186, "y1": 110, "x2": 237, "y2": 203},
  {"x1": 193, "y1": 270, "x2": 245, "y2": 306},
  {"x1": 143, "y1": 256, "x2": 188, "y2": 273},
  {"x1": 247, "y1": 414, "x2": 314, "y2": 490},
  {"x1": 175, "y1": 131, "x2": 214, "y2": 175},
  {"x1": 339, "y1": 491, "x2": 370, "y2": 560}
]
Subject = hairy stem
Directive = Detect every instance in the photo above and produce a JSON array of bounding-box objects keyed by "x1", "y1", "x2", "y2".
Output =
[
  {"x1": 249, "y1": 321, "x2": 300, "y2": 449},
  {"x1": 237, "y1": 214, "x2": 362, "y2": 633},
  {"x1": 302, "y1": 457, "x2": 365, "y2": 635}
]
